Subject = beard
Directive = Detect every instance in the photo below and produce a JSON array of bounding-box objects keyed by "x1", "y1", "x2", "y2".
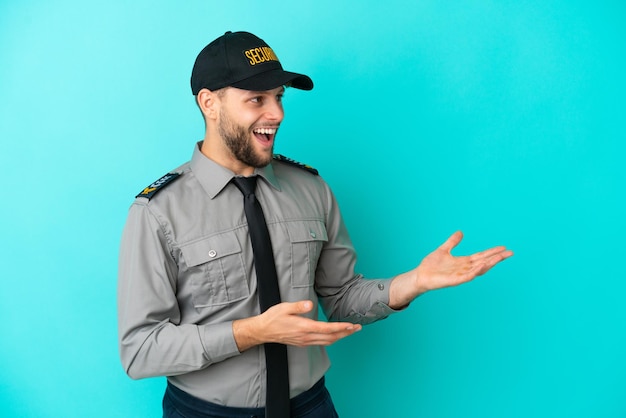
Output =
[{"x1": 218, "y1": 108, "x2": 273, "y2": 168}]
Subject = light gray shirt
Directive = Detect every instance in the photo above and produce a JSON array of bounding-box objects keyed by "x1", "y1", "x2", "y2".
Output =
[{"x1": 118, "y1": 143, "x2": 396, "y2": 407}]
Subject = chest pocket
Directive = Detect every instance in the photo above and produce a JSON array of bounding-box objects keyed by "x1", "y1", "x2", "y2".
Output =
[
  {"x1": 285, "y1": 220, "x2": 328, "y2": 288},
  {"x1": 180, "y1": 231, "x2": 249, "y2": 308}
]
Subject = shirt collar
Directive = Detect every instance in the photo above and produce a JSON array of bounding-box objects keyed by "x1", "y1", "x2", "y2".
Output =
[{"x1": 190, "y1": 142, "x2": 281, "y2": 199}]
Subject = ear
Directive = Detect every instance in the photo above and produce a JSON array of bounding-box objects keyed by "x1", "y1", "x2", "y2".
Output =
[{"x1": 196, "y1": 88, "x2": 220, "y2": 121}]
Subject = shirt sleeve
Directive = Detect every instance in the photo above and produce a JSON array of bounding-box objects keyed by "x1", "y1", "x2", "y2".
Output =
[
  {"x1": 314, "y1": 181, "x2": 401, "y2": 325},
  {"x1": 117, "y1": 202, "x2": 240, "y2": 379}
]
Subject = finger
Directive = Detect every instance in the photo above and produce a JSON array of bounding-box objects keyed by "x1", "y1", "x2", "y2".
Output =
[
  {"x1": 471, "y1": 249, "x2": 514, "y2": 276},
  {"x1": 279, "y1": 300, "x2": 314, "y2": 314},
  {"x1": 301, "y1": 332, "x2": 358, "y2": 346},
  {"x1": 482, "y1": 248, "x2": 514, "y2": 266},
  {"x1": 439, "y1": 231, "x2": 464, "y2": 253},
  {"x1": 469, "y1": 246, "x2": 510, "y2": 262},
  {"x1": 298, "y1": 326, "x2": 362, "y2": 346},
  {"x1": 309, "y1": 320, "x2": 361, "y2": 334},
  {"x1": 297, "y1": 300, "x2": 314, "y2": 313},
  {"x1": 484, "y1": 249, "x2": 514, "y2": 268}
]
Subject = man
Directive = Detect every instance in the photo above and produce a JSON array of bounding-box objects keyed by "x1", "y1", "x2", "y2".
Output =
[{"x1": 118, "y1": 31, "x2": 513, "y2": 418}]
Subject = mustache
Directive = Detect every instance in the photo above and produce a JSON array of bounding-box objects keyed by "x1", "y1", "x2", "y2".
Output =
[{"x1": 251, "y1": 123, "x2": 281, "y2": 130}]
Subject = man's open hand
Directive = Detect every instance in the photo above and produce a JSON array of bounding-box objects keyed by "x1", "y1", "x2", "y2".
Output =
[
  {"x1": 233, "y1": 300, "x2": 361, "y2": 352},
  {"x1": 389, "y1": 231, "x2": 513, "y2": 309}
]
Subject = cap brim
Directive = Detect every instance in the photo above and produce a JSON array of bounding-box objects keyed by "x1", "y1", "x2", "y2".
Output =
[{"x1": 231, "y1": 69, "x2": 313, "y2": 91}]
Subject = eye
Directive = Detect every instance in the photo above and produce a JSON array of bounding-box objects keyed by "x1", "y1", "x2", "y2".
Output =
[{"x1": 250, "y1": 96, "x2": 263, "y2": 104}]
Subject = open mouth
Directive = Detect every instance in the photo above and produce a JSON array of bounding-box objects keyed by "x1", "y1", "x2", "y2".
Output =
[{"x1": 253, "y1": 127, "x2": 277, "y2": 144}]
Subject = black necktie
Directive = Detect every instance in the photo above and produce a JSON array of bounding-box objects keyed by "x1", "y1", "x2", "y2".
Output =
[{"x1": 232, "y1": 176, "x2": 290, "y2": 418}]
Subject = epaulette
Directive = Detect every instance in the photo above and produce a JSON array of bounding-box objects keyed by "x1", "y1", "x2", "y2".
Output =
[
  {"x1": 273, "y1": 154, "x2": 319, "y2": 175},
  {"x1": 135, "y1": 172, "x2": 181, "y2": 200}
]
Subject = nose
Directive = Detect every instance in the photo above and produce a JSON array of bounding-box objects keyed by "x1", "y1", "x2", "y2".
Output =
[{"x1": 264, "y1": 97, "x2": 284, "y2": 122}]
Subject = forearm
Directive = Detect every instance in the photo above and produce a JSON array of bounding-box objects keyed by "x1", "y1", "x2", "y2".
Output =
[
  {"x1": 318, "y1": 275, "x2": 398, "y2": 324},
  {"x1": 120, "y1": 321, "x2": 239, "y2": 379}
]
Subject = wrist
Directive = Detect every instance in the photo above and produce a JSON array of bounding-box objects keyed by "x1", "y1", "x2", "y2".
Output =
[
  {"x1": 389, "y1": 269, "x2": 427, "y2": 309},
  {"x1": 412, "y1": 266, "x2": 431, "y2": 296},
  {"x1": 232, "y1": 316, "x2": 262, "y2": 352}
]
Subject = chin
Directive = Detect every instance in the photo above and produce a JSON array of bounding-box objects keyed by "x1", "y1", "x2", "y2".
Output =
[
  {"x1": 256, "y1": 149, "x2": 274, "y2": 166},
  {"x1": 244, "y1": 152, "x2": 273, "y2": 169},
  {"x1": 256, "y1": 156, "x2": 273, "y2": 168}
]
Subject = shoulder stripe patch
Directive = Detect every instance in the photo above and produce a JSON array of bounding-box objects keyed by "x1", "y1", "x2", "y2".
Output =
[
  {"x1": 136, "y1": 172, "x2": 181, "y2": 200},
  {"x1": 273, "y1": 154, "x2": 319, "y2": 175}
]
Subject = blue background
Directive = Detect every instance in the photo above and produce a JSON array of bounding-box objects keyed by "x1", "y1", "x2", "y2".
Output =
[{"x1": 1, "y1": 1, "x2": 624, "y2": 417}]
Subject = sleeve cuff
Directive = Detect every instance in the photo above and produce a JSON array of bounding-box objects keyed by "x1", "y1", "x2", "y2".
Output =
[
  {"x1": 199, "y1": 321, "x2": 241, "y2": 363},
  {"x1": 343, "y1": 279, "x2": 402, "y2": 325}
]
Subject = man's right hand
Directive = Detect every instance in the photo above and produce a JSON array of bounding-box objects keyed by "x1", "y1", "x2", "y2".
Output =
[{"x1": 232, "y1": 300, "x2": 361, "y2": 352}]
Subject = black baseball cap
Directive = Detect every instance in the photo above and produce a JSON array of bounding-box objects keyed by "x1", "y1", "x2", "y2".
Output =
[{"x1": 191, "y1": 31, "x2": 314, "y2": 94}]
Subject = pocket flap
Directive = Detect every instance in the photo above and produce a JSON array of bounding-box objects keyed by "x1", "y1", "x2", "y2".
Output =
[
  {"x1": 285, "y1": 220, "x2": 328, "y2": 243},
  {"x1": 180, "y1": 232, "x2": 242, "y2": 267}
]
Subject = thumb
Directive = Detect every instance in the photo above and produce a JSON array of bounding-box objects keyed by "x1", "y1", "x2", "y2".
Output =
[
  {"x1": 294, "y1": 300, "x2": 313, "y2": 314},
  {"x1": 439, "y1": 231, "x2": 463, "y2": 253}
]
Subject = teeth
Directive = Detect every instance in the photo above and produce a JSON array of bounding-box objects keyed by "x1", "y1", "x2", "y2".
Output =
[{"x1": 254, "y1": 128, "x2": 277, "y2": 135}]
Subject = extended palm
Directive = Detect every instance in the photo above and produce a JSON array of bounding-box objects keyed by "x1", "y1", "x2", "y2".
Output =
[
  {"x1": 390, "y1": 231, "x2": 513, "y2": 308},
  {"x1": 417, "y1": 231, "x2": 513, "y2": 292}
]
